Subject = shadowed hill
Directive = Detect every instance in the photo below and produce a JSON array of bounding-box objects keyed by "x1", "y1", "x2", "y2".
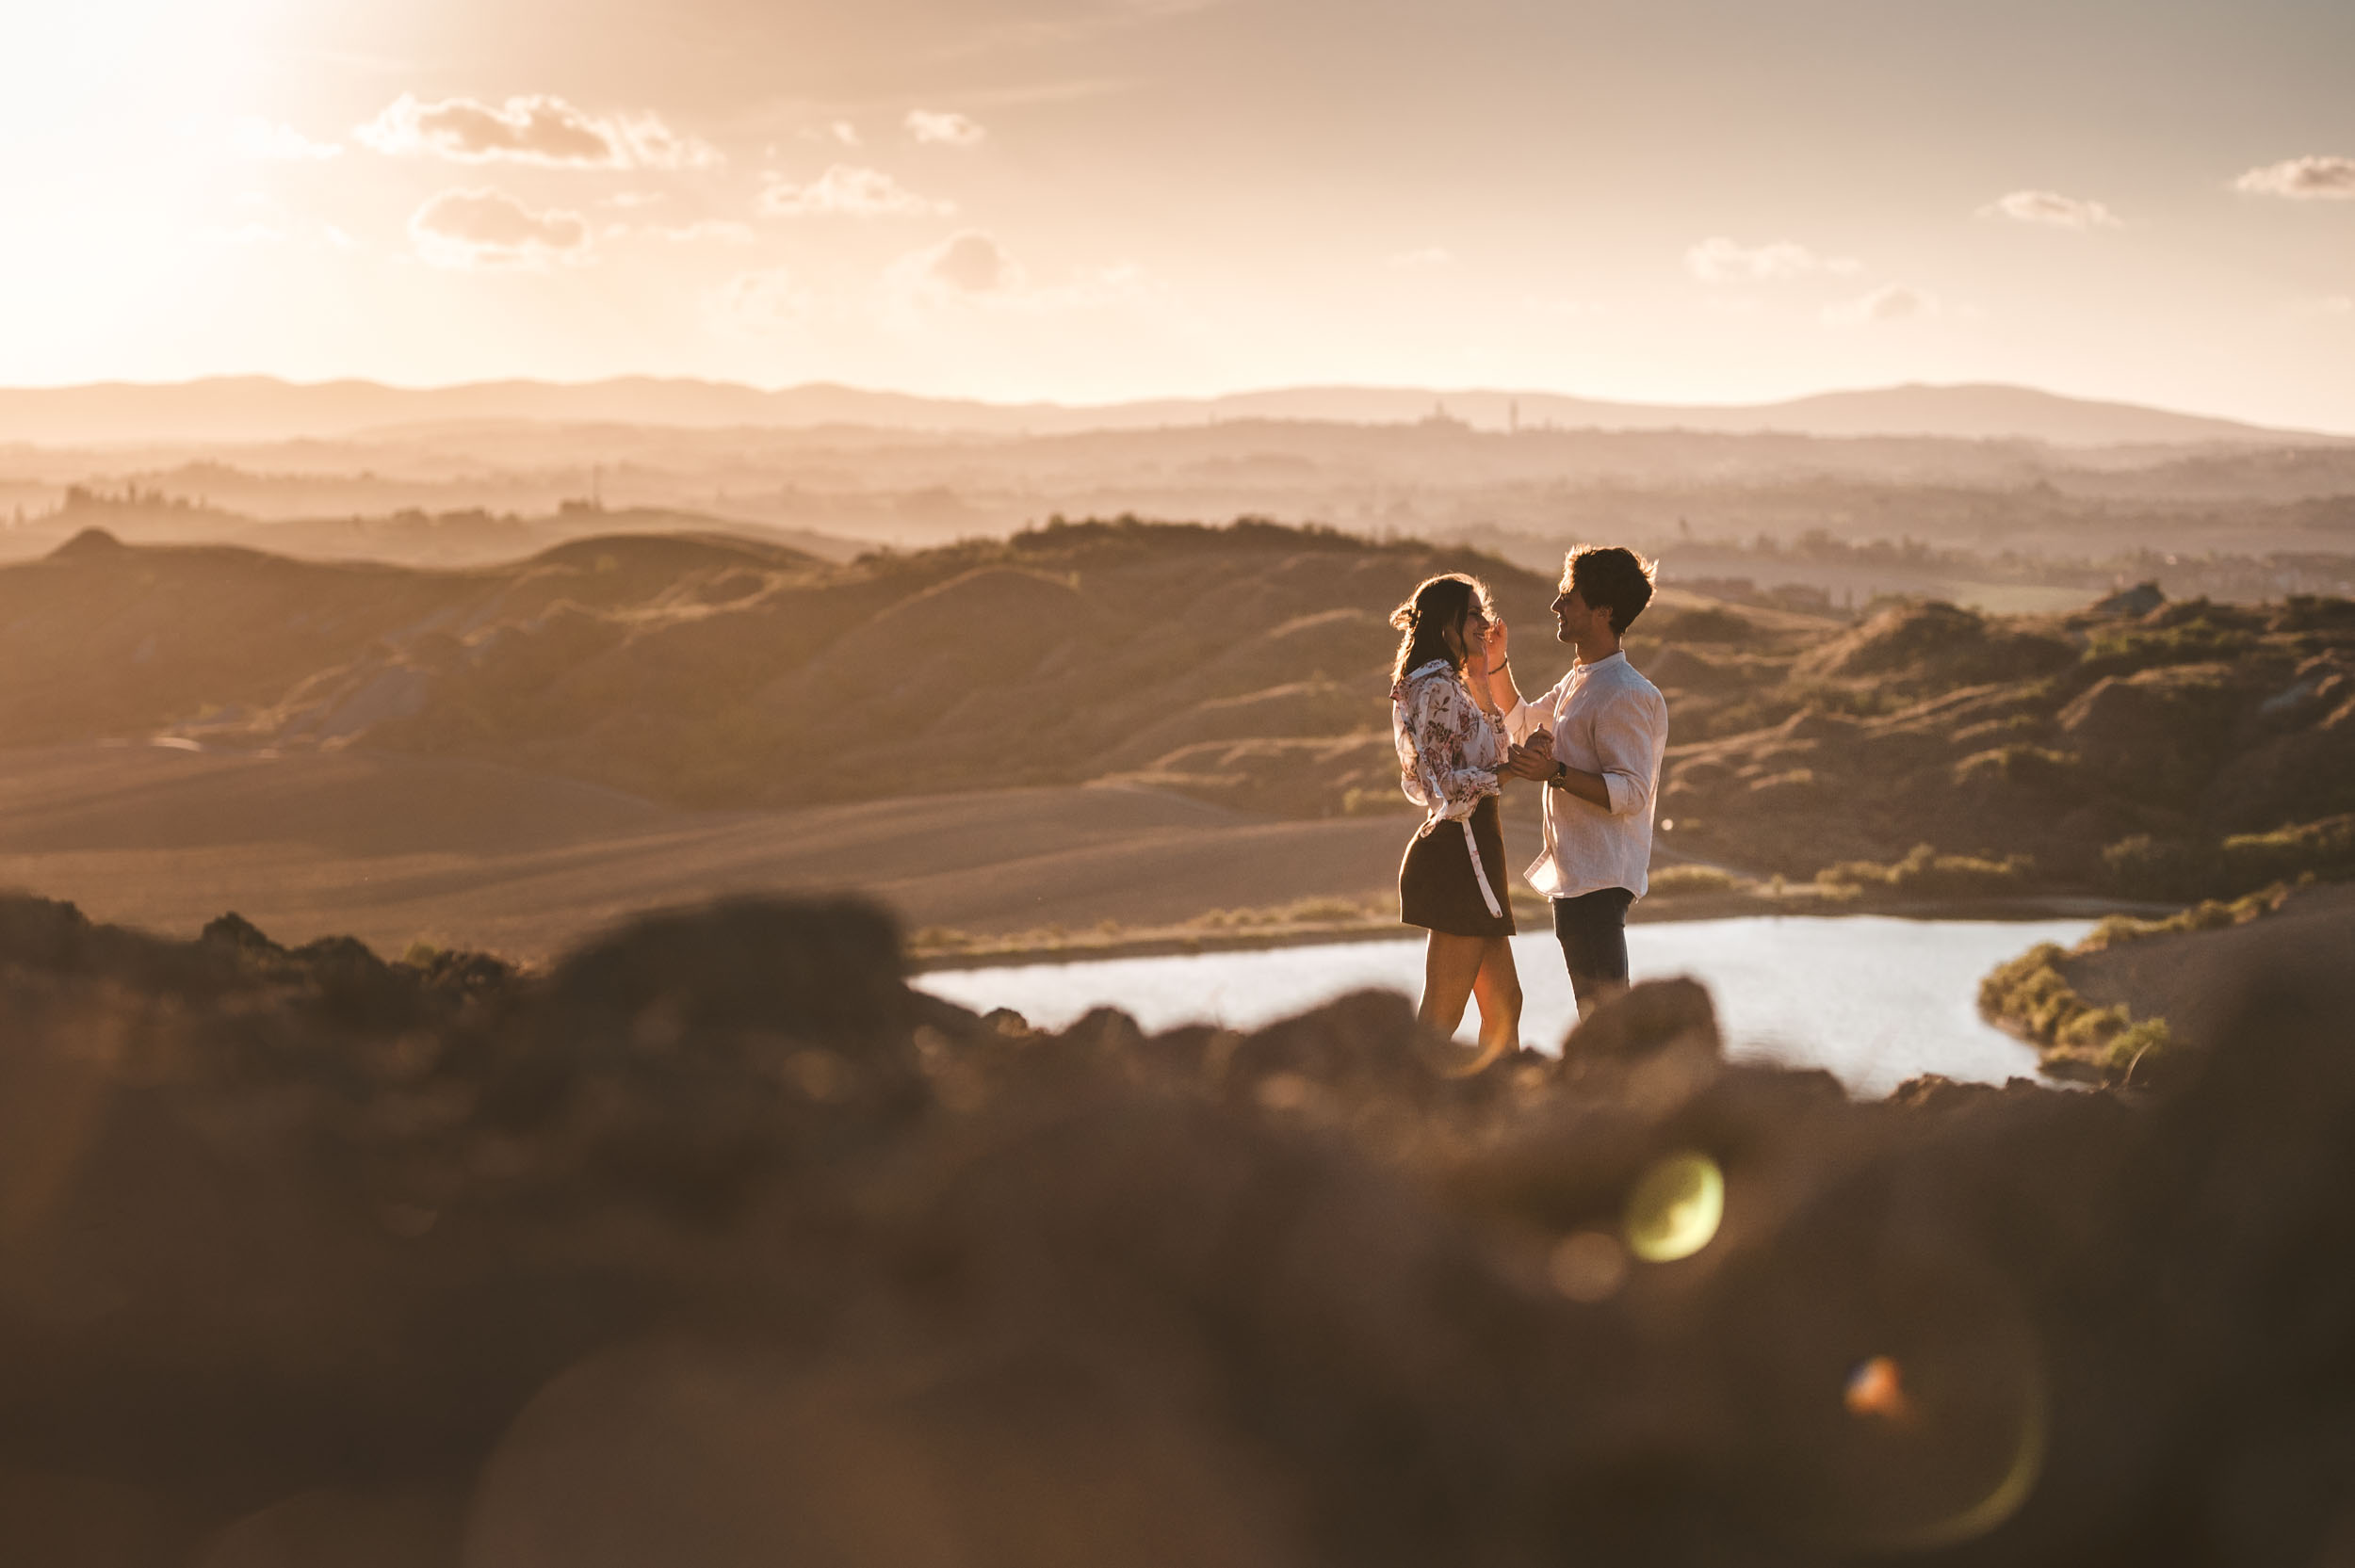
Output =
[
  {"x1": 0, "y1": 518, "x2": 1556, "y2": 816},
  {"x1": 5, "y1": 516, "x2": 2351, "y2": 908},
  {"x1": 1650, "y1": 592, "x2": 2355, "y2": 897}
]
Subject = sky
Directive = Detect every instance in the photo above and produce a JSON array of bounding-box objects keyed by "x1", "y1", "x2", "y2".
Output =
[{"x1": 3, "y1": 0, "x2": 2351, "y2": 429}]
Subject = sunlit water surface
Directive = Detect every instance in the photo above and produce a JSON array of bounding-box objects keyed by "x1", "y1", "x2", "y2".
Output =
[{"x1": 917, "y1": 916, "x2": 2097, "y2": 1099}]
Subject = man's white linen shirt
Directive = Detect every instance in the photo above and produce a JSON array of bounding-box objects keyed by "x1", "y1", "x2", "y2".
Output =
[{"x1": 1502, "y1": 652, "x2": 1669, "y2": 900}]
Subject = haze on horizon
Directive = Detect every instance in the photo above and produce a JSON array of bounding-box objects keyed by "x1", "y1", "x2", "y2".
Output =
[{"x1": 7, "y1": 0, "x2": 2352, "y2": 433}]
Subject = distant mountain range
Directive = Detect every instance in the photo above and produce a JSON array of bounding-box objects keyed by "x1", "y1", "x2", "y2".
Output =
[{"x1": 0, "y1": 376, "x2": 2342, "y2": 449}]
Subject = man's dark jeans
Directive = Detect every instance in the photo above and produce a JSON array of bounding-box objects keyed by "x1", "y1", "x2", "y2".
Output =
[{"x1": 1552, "y1": 887, "x2": 1635, "y2": 1005}]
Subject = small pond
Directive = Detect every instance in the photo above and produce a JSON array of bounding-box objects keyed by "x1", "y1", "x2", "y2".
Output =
[{"x1": 916, "y1": 915, "x2": 2097, "y2": 1099}]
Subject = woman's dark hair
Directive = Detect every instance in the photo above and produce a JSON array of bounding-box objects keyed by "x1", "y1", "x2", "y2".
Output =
[
  {"x1": 1564, "y1": 544, "x2": 1657, "y2": 635},
  {"x1": 1389, "y1": 573, "x2": 1492, "y2": 687}
]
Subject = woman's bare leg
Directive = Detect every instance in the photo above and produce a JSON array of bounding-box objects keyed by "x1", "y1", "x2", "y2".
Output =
[
  {"x1": 1467, "y1": 935, "x2": 1524, "y2": 1067},
  {"x1": 1418, "y1": 931, "x2": 1489, "y2": 1038},
  {"x1": 1420, "y1": 932, "x2": 1521, "y2": 1075}
]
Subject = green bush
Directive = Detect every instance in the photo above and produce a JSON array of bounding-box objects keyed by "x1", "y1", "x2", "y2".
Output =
[
  {"x1": 1648, "y1": 865, "x2": 1745, "y2": 897},
  {"x1": 2077, "y1": 883, "x2": 2295, "y2": 951},
  {"x1": 1953, "y1": 745, "x2": 2077, "y2": 793},
  {"x1": 2219, "y1": 815, "x2": 2355, "y2": 886},
  {"x1": 2082, "y1": 618, "x2": 2256, "y2": 674},
  {"x1": 2104, "y1": 816, "x2": 2355, "y2": 901},
  {"x1": 1977, "y1": 941, "x2": 2179, "y2": 1085},
  {"x1": 1820, "y1": 843, "x2": 2037, "y2": 898}
]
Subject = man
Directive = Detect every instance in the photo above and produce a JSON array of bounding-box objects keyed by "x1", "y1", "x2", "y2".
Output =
[{"x1": 1485, "y1": 545, "x2": 1668, "y2": 1017}]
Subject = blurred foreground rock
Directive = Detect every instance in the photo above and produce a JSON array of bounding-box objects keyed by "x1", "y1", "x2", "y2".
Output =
[{"x1": 1, "y1": 892, "x2": 2352, "y2": 1565}]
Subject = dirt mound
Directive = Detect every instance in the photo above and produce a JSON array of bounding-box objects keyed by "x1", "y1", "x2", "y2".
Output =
[
  {"x1": 2058, "y1": 663, "x2": 2243, "y2": 799},
  {"x1": 1794, "y1": 599, "x2": 2074, "y2": 688},
  {"x1": 4, "y1": 893, "x2": 2355, "y2": 1563}
]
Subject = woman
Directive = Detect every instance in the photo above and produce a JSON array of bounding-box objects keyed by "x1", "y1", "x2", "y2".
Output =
[{"x1": 1389, "y1": 572, "x2": 1523, "y2": 1068}]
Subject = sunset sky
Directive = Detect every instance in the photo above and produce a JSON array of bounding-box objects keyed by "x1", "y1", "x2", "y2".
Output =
[{"x1": 7, "y1": 0, "x2": 2351, "y2": 428}]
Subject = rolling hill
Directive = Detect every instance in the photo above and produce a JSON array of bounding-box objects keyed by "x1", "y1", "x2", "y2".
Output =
[{"x1": 3, "y1": 515, "x2": 2350, "y2": 955}]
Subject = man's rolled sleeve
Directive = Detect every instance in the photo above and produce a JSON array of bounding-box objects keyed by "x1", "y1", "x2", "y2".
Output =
[
  {"x1": 1503, "y1": 681, "x2": 1568, "y2": 748},
  {"x1": 1593, "y1": 690, "x2": 1667, "y2": 817}
]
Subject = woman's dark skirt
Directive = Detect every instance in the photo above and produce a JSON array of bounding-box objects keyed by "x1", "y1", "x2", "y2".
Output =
[{"x1": 1398, "y1": 794, "x2": 1516, "y2": 938}]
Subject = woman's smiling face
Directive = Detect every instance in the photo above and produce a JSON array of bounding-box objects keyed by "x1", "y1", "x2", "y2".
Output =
[{"x1": 1451, "y1": 601, "x2": 1491, "y2": 662}]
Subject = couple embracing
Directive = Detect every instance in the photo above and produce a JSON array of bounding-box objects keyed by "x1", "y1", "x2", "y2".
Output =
[{"x1": 1388, "y1": 545, "x2": 1668, "y2": 1064}]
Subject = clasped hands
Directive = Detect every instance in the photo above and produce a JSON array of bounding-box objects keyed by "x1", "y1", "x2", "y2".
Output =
[{"x1": 1501, "y1": 727, "x2": 1558, "y2": 783}]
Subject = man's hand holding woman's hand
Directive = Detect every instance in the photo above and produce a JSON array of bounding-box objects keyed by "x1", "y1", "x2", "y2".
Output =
[{"x1": 1500, "y1": 728, "x2": 1558, "y2": 783}]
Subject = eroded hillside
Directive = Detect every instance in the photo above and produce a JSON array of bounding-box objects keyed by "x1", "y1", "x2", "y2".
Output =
[
  {"x1": 5, "y1": 518, "x2": 2351, "y2": 901},
  {"x1": 0, "y1": 520, "x2": 1559, "y2": 816}
]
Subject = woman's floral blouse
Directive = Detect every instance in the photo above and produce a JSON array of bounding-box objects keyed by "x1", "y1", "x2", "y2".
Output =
[{"x1": 1390, "y1": 658, "x2": 1505, "y2": 828}]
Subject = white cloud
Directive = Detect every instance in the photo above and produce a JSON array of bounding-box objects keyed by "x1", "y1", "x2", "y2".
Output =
[
  {"x1": 1979, "y1": 188, "x2": 2120, "y2": 229},
  {"x1": 759, "y1": 165, "x2": 951, "y2": 218},
  {"x1": 612, "y1": 113, "x2": 724, "y2": 170},
  {"x1": 712, "y1": 266, "x2": 815, "y2": 332},
  {"x1": 409, "y1": 188, "x2": 591, "y2": 268},
  {"x1": 1388, "y1": 246, "x2": 1454, "y2": 270},
  {"x1": 831, "y1": 121, "x2": 861, "y2": 146},
  {"x1": 924, "y1": 230, "x2": 1021, "y2": 293},
  {"x1": 1686, "y1": 236, "x2": 1861, "y2": 283},
  {"x1": 230, "y1": 117, "x2": 342, "y2": 161},
  {"x1": 358, "y1": 94, "x2": 719, "y2": 170},
  {"x1": 1822, "y1": 283, "x2": 1940, "y2": 326},
  {"x1": 906, "y1": 109, "x2": 986, "y2": 147},
  {"x1": 2235, "y1": 155, "x2": 2355, "y2": 201}
]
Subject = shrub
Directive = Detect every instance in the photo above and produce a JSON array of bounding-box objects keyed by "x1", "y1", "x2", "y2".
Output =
[
  {"x1": 1280, "y1": 896, "x2": 1373, "y2": 924},
  {"x1": 1820, "y1": 843, "x2": 2037, "y2": 899},
  {"x1": 2082, "y1": 619, "x2": 2255, "y2": 675},
  {"x1": 2103, "y1": 817, "x2": 2355, "y2": 902},
  {"x1": 1953, "y1": 745, "x2": 2077, "y2": 793},
  {"x1": 1648, "y1": 865, "x2": 1745, "y2": 897},
  {"x1": 1977, "y1": 941, "x2": 2179, "y2": 1084},
  {"x1": 1193, "y1": 896, "x2": 1377, "y2": 929},
  {"x1": 2219, "y1": 815, "x2": 2355, "y2": 886},
  {"x1": 2076, "y1": 883, "x2": 2295, "y2": 952}
]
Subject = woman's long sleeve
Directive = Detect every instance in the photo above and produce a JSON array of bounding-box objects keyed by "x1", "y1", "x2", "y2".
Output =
[{"x1": 1394, "y1": 676, "x2": 1503, "y2": 822}]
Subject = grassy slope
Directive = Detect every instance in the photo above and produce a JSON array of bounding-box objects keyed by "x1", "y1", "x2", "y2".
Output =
[{"x1": 4, "y1": 516, "x2": 2352, "y2": 926}]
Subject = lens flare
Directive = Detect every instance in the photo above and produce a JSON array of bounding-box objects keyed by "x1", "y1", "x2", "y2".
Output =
[
  {"x1": 1623, "y1": 1150, "x2": 1725, "y2": 1262},
  {"x1": 1873, "y1": 1370, "x2": 2046, "y2": 1553},
  {"x1": 1843, "y1": 1355, "x2": 1913, "y2": 1424}
]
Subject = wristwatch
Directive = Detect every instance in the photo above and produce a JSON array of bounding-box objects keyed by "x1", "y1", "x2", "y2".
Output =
[{"x1": 1549, "y1": 760, "x2": 1569, "y2": 787}]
